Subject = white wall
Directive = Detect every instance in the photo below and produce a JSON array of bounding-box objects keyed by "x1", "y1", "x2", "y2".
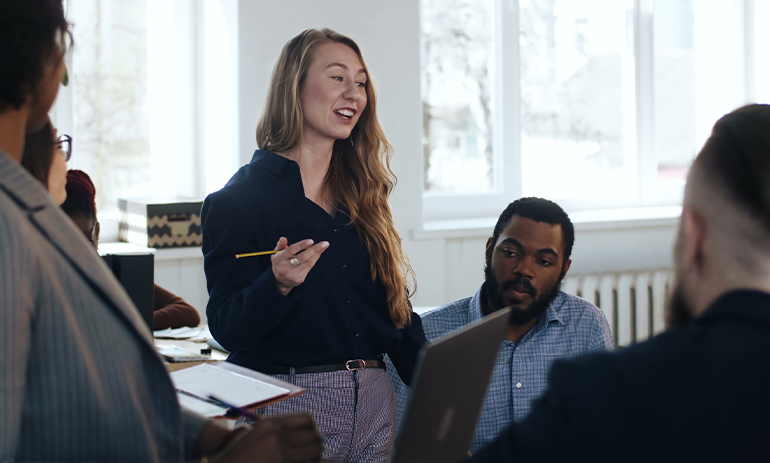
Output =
[{"x1": 155, "y1": 0, "x2": 677, "y2": 320}]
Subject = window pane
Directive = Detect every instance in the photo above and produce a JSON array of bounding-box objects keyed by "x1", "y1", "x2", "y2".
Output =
[
  {"x1": 653, "y1": 0, "x2": 696, "y2": 183},
  {"x1": 422, "y1": 0, "x2": 495, "y2": 193},
  {"x1": 751, "y1": 0, "x2": 770, "y2": 104},
  {"x1": 655, "y1": 0, "x2": 748, "y2": 185},
  {"x1": 520, "y1": 0, "x2": 636, "y2": 202},
  {"x1": 68, "y1": 0, "x2": 150, "y2": 214},
  {"x1": 758, "y1": 0, "x2": 770, "y2": 104}
]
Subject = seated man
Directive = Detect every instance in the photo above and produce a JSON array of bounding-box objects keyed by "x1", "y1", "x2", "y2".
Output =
[
  {"x1": 388, "y1": 197, "x2": 613, "y2": 454},
  {"x1": 468, "y1": 106, "x2": 770, "y2": 462}
]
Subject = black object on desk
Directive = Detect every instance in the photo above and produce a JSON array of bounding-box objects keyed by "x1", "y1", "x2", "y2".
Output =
[{"x1": 102, "y1": 253, "x2": 155, "y2": 331}]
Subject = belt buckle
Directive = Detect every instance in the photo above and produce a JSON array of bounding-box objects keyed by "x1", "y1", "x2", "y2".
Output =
[{"x1": 346, "y1": 359, "x2": 366, "y2": 371}]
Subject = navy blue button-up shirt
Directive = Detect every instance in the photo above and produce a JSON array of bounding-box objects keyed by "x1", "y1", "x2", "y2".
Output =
[{"x1": 201, "y1": 150, "x2": 426, "y2": 385}]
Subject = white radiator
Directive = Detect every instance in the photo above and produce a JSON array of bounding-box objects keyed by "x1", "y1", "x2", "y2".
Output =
[{"x1": 562, "y1": 269, "x2": 674, "y2": 347}]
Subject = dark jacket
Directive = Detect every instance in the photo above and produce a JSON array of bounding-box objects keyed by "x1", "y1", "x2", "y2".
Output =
[{"x1": 470, "y1": 290, "x2": 770, "y2": 463}]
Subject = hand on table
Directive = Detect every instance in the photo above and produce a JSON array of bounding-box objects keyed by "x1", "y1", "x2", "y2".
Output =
[{"x1": 271, "y1": 237, "x2": 329, "y2": 296}]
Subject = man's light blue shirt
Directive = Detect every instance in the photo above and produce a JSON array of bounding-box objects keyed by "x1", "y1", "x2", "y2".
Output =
[{"x1": 388, "y1": 287, "x2": 614, "y2": 454}]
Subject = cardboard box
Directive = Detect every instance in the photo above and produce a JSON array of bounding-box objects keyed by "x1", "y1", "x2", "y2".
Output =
[{"x1": 119, "y1": 197, "x2": 203, "y2": 248}]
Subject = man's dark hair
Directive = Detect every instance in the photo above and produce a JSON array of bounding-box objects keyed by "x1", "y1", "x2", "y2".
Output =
[
  {"x1": 492, "y1": 197, "x2": 575, "y2": 262},
  {"x1": 0, "y1": 0, "x2": 71, "y2": 111},
  {"x1": 696, "y1": 104, "x2": 770, "y2": 233}
]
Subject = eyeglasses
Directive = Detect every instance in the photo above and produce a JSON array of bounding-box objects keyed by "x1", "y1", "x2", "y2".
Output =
[{"x1": 55, "y1": 134, "x2": 72, "y2": 161}]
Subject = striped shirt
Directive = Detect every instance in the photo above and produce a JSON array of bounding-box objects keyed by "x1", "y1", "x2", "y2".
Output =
[
  {"x1": 0, "y1": 151, "x2": 206, "y2": 462},
  {"x1": 388, "y1": 287, "x2": 613, "y2": 454}
]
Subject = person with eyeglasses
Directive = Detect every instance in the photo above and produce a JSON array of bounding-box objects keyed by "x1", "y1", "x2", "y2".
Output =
[
  {"x1": 0, "y1": 1, "x2": 322, "y2": 462},
  {"x1": 20, "y1": 117, "x2": 71, "y2": 205}
]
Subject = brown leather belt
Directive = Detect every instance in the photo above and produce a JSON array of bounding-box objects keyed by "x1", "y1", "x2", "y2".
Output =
[{"x1": 259, "y1": 358, "x2": 386, "y2": 375}]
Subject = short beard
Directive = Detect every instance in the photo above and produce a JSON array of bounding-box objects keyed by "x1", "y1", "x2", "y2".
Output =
[
  {"x1": 665, "y1": 282, "x2": 695, "y2": 330},
  {"x1": 483, "y1": 260, "x2": 564, "y2": 327}
]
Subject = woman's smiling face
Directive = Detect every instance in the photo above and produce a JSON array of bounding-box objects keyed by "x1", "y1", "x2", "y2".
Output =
[{"x1": 299, "y1": 42, "x2": 368, "y2": 143}]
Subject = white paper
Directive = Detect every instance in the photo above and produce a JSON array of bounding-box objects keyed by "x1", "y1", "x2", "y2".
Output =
[
  {"x1": 154, "y1": 326, "x2": 210, "y2": 340},
  {"x1": 170, "y1": 363, "x2": 290, "y2": 408},
  {"x1": 177, "y1": 392, "x2": 228, "y2": 418},
  {"x1": 156, "y1": 344, "x2": 211, "y2": 362}
]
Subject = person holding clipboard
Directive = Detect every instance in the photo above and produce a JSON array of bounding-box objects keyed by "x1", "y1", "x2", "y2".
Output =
[
  {"x1": 0, "y1": 2, "x2": 322, "y2": 462},
  {"x1": 201, "y1": 28, "x2": 427, "y2": 462}
]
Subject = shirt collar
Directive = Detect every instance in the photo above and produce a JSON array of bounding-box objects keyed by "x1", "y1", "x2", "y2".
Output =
[
  {"x1": 544, "y1": 291, "x2": 566, "y2": 326},
  {"x1": 471, "y1": 283, "x2": 567, "y2": 327},
  {"x1": 697, "y1": 290, "x2": 770, "y2": 327},
  {"x1": 468, "y1": 287, "x2": 485, "y2": 323},
  {"x1": 250, "y1": 149, "x2": 299, "y2": 175},
  {"x1": 249, "y1": 149, "x2": 304, "y2": 194},
  {"x1": 0, "y1": 150, "x2": 52, "y2": 211}
]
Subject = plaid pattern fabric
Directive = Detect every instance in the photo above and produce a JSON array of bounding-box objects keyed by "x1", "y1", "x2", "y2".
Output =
[
  {"x1": 239, "y1": 368, "x2": 395, "y2": 463},
  {"x1": 387, "y1": 288, "x2": 613, "y2": 454}
]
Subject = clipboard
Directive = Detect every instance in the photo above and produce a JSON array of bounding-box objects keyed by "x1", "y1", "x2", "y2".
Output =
[{"x1": 170, "y1": 362, "x2": 305, "y2": 418}]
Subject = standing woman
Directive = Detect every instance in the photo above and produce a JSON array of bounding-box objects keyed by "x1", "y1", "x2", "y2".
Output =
[{"x1": 201, "y1": 28, "x2": 426, "y2": 462}]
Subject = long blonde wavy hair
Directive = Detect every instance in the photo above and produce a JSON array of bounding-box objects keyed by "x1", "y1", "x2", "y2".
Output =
[{"x1": 256, "y1": 28, "x2": 415, "y2": 329}]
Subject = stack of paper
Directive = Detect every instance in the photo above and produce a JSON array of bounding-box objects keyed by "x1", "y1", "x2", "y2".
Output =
[
  {"x1": 154, "y1": 325, "x2": 211, "y2": 342},
  {"x1": 156, "y1": 344, "x2": 212, "y2": 363}
]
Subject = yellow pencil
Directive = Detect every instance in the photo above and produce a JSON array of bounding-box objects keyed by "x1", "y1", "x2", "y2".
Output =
[{"x1": 235, "y1": 250, "x2": 279, "y2": 259}]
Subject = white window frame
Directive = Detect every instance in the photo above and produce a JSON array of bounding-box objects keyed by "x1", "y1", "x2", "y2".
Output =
[{"x1": 423, "y1": 0, "x2": 760, "y2": 222}]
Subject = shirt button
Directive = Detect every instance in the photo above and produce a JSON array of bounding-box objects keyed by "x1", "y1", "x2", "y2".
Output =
[
  {"x1": 333, "y1": 228, "x2": 339, "y2": 233},
  {"x1": 355, "y1": 333, "x2": 360, "y2": 337},
  {"x1": 342, "y1": 263, "x2": 347, "y2": 270},
  {"x1": 516, "y1": 382, "x2": 522, "y2": 388},
  {"x1": 346, "y1": 300, "x2": 351, "y2": 304}
]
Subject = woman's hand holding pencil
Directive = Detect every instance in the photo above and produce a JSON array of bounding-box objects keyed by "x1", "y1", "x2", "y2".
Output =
[{"x1": 270, "y1": 237, "x2": 329, "y2": 296}]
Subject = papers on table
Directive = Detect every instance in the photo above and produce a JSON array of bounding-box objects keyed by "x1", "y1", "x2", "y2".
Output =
[
  {"x1": 171, "y1": 363, "x2": 295, "y2": 417},
  {"x1": 207, "y1": 337, "x2": 230, "y2": 354},
  {"x1": 154, "y1": 325, "x2": 211, "y2": 341},
  {"x1": 156, "y1": 344, "x2": 212, "y2": 363}
]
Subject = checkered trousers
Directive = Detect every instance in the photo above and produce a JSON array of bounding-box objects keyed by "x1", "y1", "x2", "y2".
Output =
[{"x1": 238, "y1": 368, "x2": 396, "y2": 462}]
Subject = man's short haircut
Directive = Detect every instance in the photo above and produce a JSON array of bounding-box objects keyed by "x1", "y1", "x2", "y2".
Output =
[
  {"x1": 0, "y1": 0, "x2": 71, "y2": 111},
  {"x1": 492, "y1": 197, "x2": 575, "y2": 261},
  {"x1": 695, "y1": 104, "x2": 770, "y2": 233}
]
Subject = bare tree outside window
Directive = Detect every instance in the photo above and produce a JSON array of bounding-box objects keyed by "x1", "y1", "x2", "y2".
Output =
[
  {"x1": 654, "y1": 0, "x2": 697, "y2": 182},
  {"x1": 519, "y1": 0, "x2": 635, "y2": 201},
  {"x1": 67, "y1": 0, "x2": 151, "y2": 214},
  {"x1": 422, "y1": 0, "x2": 495, "y2": 193}
]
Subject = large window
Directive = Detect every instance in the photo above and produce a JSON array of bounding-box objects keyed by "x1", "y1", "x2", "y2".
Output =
[
  {"x1": 422, "y1": 0, "x2": 496, "y2": 193},
  {"x1": 422, "y1": 0, "x2": 768, "y2": 219},
  {"x1": 53, "y1": 0, "x2": 236, "y2": 216},
  {"x1": 61, "y1": 0, "x2": 153, "y2": 214}
]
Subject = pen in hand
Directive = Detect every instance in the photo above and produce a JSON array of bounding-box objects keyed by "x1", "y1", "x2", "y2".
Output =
[
  {"x1": 208, "y1": 395, "x2": 261, "y2": 421},
  {"x1": 208, "y1": 395, "x2": 329, "y2": 450}
]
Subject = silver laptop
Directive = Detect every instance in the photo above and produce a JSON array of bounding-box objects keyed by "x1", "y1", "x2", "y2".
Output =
[{"x1": 392, "y1": 307, "x2": 511, "y2": 463}]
